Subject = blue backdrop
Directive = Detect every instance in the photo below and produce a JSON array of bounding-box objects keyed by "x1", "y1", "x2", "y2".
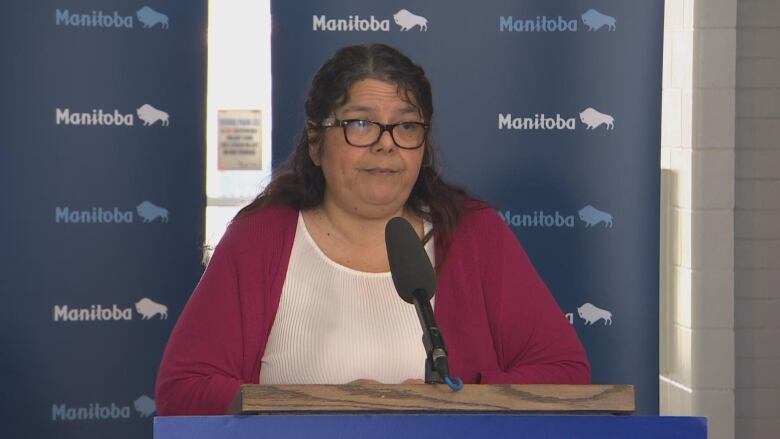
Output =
[
  {"x1": 271, "y1": 0, "x2": 663, "y2": 414},
  {"x1": 0, "y1": 1, "x2": 207, "y2": 438},
  {"x1": 0, "y1": 1, "x2": 663, "y2": 436}
]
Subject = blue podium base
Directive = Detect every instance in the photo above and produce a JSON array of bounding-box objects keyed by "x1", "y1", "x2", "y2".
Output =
[{"x1": 155, "y1": 414, "x2": 706, "y2": 439}]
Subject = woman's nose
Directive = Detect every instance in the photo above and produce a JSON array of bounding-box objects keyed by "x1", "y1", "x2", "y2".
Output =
[{"x1": 372, "y1": 128, "x2": 397, "y2": 151}]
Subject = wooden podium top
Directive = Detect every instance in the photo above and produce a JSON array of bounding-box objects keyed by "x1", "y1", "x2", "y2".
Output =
[{"x1": 228, "y1": 384, "x2": 634, "y2": 415}]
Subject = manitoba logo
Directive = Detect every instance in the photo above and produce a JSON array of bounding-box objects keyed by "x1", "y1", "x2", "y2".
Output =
[
  {"x1": 136, "y1": 6, "x2": 169, "y2": 29},
  {"x1": 577, "y1": 302, "x2": 613, "y2": 325},
  {"x1": 135, "y1": 297, "x2": 168, "y2": 320},
  {"x1": 55, "y1": 6, "x2": 169, "y2": 30},
  {"x1": 51, "y1": 395, "x2": 156, "y2": 421},
  {"x1": 579, "y1": 107, "x2": 614, "y2": 130},
  {"x1": 499, "y1": 9, "x2": 615, "y2": 32},
  {"x1": 137, "y1": 104, "x2": 170, "y2": 126},
  {"x1": 53, "y1": 297, "x2": 168, "y2": 322},
  {"x1": 55, "y1": 104, "x2": 170, "y2": 127},
  {"x1": 500, "y1": 205, "x2": 614, "y2": 230},
  {"x1": 52, "y1": 402, "x2": 131, "y2": 421},
  {"x1": 498, "y1": 107, "x2": 614, "y2": 131},
  {"x1": 393, "y1": 9, "x2": 428, "y2": 31},
  {"x1": 564, "y1": 302, "x2": 613, "y2": 326},
  {"x1": 581, "y1": 9, "x2": 616, "y2": 31},
  {"x1": 55, "y1": 108, "x2": 133, "y2": 127},
  {"x1": 54, "y1": 304, "x2": 133, "y2": 322},
  {"x1": 136, "y1": 201, "x2": 169, "y2": 223},
  {"x1": 499, "y1": 113, "x2": 576, "y2": 131},
  {"x1": 500, "y1": 210, "x2": 575, "y2": 229},
  {"x1": 578, "y1": 205, "x2": 613, "y2": 228},
  {"x1": 313, "y1": 9, "x2": 428, "y2": 32},
  {"x1": 134, "y1": 395, "x2": 157, "y2": 417},
  {"x1": 55, "y1": 201, "x2": 169, "y2": 224}
]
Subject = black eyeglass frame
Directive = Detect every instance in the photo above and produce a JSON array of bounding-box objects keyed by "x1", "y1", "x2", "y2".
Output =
[{"x1": 319, "y1": 118, "x2": 430, "y2": 150}]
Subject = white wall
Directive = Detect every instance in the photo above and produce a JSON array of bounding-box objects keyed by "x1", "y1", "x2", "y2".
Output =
[
  {"x1": 660, "y1": 1, "x2": 737, "y2": 439},
  {"x1": 735, "y1": 1, "x2": 780, "y2": 438},
  {"x1": 662, "y1": 1, "x2": 780, "y2": 438}
]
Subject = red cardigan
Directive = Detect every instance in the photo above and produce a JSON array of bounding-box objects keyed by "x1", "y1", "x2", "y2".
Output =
[{"x1": 156, "y1": 203, "x2": 590, "y2": 415}]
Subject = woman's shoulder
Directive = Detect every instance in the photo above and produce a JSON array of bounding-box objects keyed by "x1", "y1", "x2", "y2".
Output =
[
  {"x1": 457, "y1": 198, "x2": 505, "y2": 233},
  {"x1": 230, "y1": 203, "x2": 298, "y2": 228},
  {"x1": 220, "y1": 204, "x2": 299, "y2": 251}
]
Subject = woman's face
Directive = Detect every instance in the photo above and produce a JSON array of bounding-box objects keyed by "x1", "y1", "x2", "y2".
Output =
[{"x1": 309, "y1": 79, "x2": 425, "y2": 219}]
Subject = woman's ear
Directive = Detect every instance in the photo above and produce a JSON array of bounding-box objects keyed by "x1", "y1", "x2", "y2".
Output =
[{"x1": 307, "y1": 123, "x2": 321, "y2": 166}]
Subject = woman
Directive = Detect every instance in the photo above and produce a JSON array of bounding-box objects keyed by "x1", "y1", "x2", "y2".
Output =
[{"x1": 156, "y1": 43, "x2": 590, "y2": 416}]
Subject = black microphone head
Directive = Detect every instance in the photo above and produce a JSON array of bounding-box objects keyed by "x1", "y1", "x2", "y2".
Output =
[{"x1": 385, "y1": 217, "x2": 436, "y2": 303}]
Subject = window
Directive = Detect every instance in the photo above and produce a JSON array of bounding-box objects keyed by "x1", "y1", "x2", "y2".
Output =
[{"x1": 205, "y1": 0, "x2": 272, "y2": 262}]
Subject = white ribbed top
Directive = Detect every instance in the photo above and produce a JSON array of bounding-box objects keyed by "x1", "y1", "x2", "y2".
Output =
[{"x1": 259, "y1": 213, "x2": 434, "y2": 384}]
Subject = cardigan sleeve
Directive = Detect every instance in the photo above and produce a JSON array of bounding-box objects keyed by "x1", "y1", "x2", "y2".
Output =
[
  {"x1": 475, "y1": 210, "x2": 591, "y2": 384},
  {"x1": 155, "y1": 228, "x2": 246, "y2": 415}
]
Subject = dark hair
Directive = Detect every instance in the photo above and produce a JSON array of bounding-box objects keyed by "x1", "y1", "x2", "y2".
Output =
[{"x1": 236, "y1": 43, "x2": 472, "y2": 263}]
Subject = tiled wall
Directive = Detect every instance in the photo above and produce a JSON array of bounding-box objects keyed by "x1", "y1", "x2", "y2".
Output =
[
  {"x1": 660, "y1": 1, "x2": 737, "y2": 439},
  {"x1": 735, "y1": 1, "x2": 780, "y2": 438}
]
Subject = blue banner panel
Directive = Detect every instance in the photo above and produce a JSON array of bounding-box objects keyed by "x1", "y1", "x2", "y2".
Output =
[
  {"x1": 271, "y1": 0, "x2": 663, "y2": 413},
  {"x1": 155, "y1": 415, "x2": 707, "y2": 439},
  {"x1": 0, "y1": 1, "x2": 207, "y2": 438}
]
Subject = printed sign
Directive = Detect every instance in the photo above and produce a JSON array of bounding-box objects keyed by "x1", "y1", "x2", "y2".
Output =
[{"x1": 218, "y1": 110, "x2": 263, "y2": 170}]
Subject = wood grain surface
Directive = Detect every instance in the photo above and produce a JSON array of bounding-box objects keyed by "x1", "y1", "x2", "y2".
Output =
[{"x1": 228, "y1": 384, "x2": 635, "y2": 415}]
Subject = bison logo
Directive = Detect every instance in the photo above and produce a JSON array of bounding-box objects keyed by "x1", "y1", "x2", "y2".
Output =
[
  {"x1": 577, "y1": 303, "x2": 613, "y2": 325},
  {"x1": 136, "y1": 6, "x2": 169, "y2": 29},
  {"x1": 581, "y1": 9, "x2": 616, "y2": 31},
  {"x1": 135, "y1": 297, "x2": 168, "y2": 320},
  {"x1": 136, "y1": 104, "x2": 169, "y2": 127},
  {"x1": 579, "y1": 107, "x2": 614, "y2": 130},
  {"x1": 578, "y1": 205, "x2": 613, "y2": 228},
  {"x1": 134, "y1": 395, "x2": 157, "y2": 417},
  {"x1": 394, "y1": 9, "x2": 428, "y2": 31},
  {"x1": 136, "y1": 201, "x2": 169, "y2": 223}
]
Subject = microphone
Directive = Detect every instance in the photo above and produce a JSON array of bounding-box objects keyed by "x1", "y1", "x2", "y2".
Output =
[
  {"x1": 385, "y1": 217, "x2": 450, "y2": 384},
  {"x1": 385, "y1": 217, "x2": 436, "y2": 303}
]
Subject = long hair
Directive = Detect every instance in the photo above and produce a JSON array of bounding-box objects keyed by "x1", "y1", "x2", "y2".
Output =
[{"x1": 236, "y1": 43, "x2": 473, "y2": 262}]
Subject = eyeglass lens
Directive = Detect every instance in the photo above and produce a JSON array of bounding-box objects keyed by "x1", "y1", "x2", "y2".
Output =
[{"x1": 344, "y1": 120, "x2": 425, "y2": 149}]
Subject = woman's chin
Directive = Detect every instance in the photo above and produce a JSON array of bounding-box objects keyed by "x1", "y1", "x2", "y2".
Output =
[{"x1": 357, "y1": 193, "x2": 407, "y2": 215}]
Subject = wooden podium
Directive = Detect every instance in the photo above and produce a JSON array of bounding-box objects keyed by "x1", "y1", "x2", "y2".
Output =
[
  {"x1": 228, "y1": 383, "x2": 636, "y2": 414},
  {"x1": 155, "y1": 384, "x2": 707, "y2": 439}
]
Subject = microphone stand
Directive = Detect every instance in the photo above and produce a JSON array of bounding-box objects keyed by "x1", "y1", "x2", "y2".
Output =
[{"x1": 411, "y1": 289, "x2": 449, "y2": 384}]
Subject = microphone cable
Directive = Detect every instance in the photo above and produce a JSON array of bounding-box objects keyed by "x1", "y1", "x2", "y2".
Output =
[{"x1": 444, "y1": 375, "x2": 464, "y2": 391}]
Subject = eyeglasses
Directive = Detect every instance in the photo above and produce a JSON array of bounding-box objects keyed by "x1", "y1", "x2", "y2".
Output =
[{"x1": 320, "y1": 118, "x2": 429, "y2": 150}]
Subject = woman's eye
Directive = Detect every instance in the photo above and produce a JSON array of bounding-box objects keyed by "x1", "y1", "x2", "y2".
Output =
[{"x1": 351, "y1": 120, "x2": 371, "y2": 129}]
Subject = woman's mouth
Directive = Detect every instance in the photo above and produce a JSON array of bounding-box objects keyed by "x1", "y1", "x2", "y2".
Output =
[{"x1": 364, "y1": 167, "x2": 399, "y2": 175}]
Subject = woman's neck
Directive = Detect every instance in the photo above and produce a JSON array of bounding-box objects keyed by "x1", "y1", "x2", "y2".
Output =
[
  {"x1": 301, "y1": 199, "x2": 424, "y2": 273},
  {"x1": 321, "y1": 200, "x2": 421, "y2": 244}
]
